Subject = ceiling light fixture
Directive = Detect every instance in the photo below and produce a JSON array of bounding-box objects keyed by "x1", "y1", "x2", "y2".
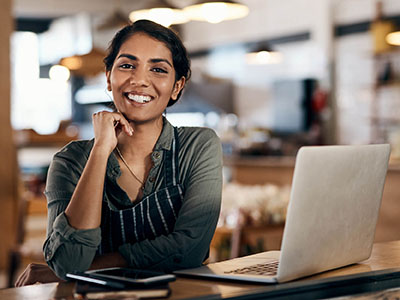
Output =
[
  {"x1": 183, "y1": 0, "x2": 249, "y2": 24},
  {"x1": 129, "y1": 0, "x2": 189, "y2": 28},
  {"x1": 245, "y1": 43, "x2": 283, "y2": 65},
  {"x1": 49, "y1": 65, "x2": 70, "y2": 82},
  {"x1": 59, "y1": 48, "x2": 106, "y2": 77},
  {"x1": 386, "y1": 31, "x2": 400, "y2": 46}
]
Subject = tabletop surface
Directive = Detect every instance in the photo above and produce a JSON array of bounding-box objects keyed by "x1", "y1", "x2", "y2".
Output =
[{"x1": 2, "y1": 240, "x2": 400, "y2": 300}]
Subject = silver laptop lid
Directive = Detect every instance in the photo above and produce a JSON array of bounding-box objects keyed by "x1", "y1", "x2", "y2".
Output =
[{"x1": 278, "y1": 144, "x2": 390, "y2": 282}]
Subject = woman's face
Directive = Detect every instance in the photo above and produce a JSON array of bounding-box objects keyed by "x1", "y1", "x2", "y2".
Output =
[{"x1": 106, "y1": 32, "x2": 185, "y2": 124}]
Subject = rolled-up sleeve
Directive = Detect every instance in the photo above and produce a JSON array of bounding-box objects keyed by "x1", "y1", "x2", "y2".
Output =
[
  {"x1": 118, "y1": 128, "x2": 223, "y2": 271},
  {"x1": 43, "y1": 142, "x2": 101, "y2": 279}
]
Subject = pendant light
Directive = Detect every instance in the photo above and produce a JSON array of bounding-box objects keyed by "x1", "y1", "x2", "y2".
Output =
[
  {"x1": 59, "y1": 48, "x2": 106, "y2": 77},
  {"x1": 183, "y1": 0, "x2": 249, "y2": 24},
  {"x1": 129, "y1": 0, "x2": 189, "y2": 28},
  {"x1": 386, "y1": 31, "x2": 400, "y2": 46},
  {"x1": 246, "y1": 43, "x2": 282, "y2": 65}
]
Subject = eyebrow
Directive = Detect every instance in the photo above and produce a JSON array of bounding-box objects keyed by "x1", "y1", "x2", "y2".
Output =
[{"x1": 117, "y1": 54, "x2": 173, "y2": 67}]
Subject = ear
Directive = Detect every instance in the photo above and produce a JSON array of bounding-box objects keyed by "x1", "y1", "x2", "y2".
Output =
[
  {"x1": 106, "y1": 70, "x2": 112, "y2": 91},
  {"x1": 171, "y1": 77, "x2": 186, "y2": 101}
]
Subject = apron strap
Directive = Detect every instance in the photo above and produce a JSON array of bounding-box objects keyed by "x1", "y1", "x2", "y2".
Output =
[{"x1": 164, "y1": 127, "x2": 180, "y2": 187}]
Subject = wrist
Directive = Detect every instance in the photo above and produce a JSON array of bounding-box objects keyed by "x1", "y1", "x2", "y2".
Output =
[{"x1": 92, "y1": 142, "x2": 115, "y2": 157}]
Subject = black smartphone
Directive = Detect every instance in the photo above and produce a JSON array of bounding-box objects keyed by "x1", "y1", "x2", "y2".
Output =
[{"x1": 66, "y1": 267, "x2": 176, "y2": 289}]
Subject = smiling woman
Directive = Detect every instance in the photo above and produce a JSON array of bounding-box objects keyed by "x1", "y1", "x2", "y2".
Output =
[
  {"x1": 106, "y1": 32, "x2": 185, "y2": 124},
  {"x1": 15, "y1": 20, "x2": 223, "y2": 286}
]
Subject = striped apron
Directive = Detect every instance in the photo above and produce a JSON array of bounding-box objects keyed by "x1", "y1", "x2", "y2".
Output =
[{"x1": 98, "y1": 127, "x2": 184, "y2": 254}]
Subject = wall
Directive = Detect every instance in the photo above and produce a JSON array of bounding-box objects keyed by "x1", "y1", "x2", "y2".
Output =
[
  {"x1": 0, "y1": 0, "x2": 18, "y2": 270},
  {"x1": 183, "y1": 0, "x2": 400, "y2": 51},
  {"x1": 183, "y1": 0, "x2": 400, "y2": 144},
  {"x1": 184, "y1": 0, "x2": 335, "y2": 140}
]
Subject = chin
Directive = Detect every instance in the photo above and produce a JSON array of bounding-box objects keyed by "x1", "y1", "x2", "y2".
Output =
[{"x1": 125, "y1": 114, "x2": 163, "y2": 125}]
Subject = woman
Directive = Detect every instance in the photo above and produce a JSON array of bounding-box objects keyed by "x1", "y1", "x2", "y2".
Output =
[{"x1": 16, "y1": 20, "x2": 222, "y2": 286}]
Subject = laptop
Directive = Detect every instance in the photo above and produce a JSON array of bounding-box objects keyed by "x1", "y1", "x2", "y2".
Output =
[{"x1": 174, "y1": 144, "x2": 391, "y2": 283}]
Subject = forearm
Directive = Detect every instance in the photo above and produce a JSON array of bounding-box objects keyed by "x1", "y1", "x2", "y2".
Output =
[
  {"x1": 65, "y1": 146, "x2": 110, "y2": 229},
  {"x1": 90, "y1": 252, "x2": 128, "y2": 270},
  {"x1": 119, "y1": 191, "x2": 221, "y2": 271}
]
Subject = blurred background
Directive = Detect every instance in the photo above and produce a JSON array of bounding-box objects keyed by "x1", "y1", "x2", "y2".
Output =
[{"x1": 1, "y1": 0, "x2": 400, "y2": 287}]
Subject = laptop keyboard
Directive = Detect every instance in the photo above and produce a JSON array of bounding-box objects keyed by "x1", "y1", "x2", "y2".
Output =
[{"x1": 224, "y1": 260, "x2": 279, "y2": 276}]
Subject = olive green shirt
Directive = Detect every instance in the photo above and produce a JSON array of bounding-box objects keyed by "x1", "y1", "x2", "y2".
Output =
[{"x1": 43, "y1": 118, "x2": 223, "y2": 279}]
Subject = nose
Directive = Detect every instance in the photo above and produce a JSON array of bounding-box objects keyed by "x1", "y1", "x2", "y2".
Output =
[{"x1": 129, "y1": 66, "x2": 149, "y2": 87}]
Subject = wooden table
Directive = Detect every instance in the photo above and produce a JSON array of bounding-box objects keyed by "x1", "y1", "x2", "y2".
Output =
[{"x1": 2, "y1": 240, "x2": 400, "y2": 299}]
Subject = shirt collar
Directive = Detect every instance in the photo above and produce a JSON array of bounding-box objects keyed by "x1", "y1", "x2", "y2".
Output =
[
  {"x1": 154, "y1": 116, "x2": 174, "y2": 151},
  {"x1": 106, "y1": 116, "x2": 174, "y2": 178}
]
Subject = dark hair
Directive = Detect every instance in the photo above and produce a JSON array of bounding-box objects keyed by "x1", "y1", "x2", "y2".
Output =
[{"x1": 104, "y1": 20, "x2": 191, "y2": 107}]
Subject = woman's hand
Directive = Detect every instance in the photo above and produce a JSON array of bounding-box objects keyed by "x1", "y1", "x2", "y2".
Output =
[
  {"x1": 92, "y1": 111, "x2": 133, "y2": 155},
  {"x1": 14, "y1": 263, "x2": 64, "y2": 287}
]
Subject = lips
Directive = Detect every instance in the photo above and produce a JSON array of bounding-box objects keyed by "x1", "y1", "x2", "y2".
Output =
[{"x1": 125, "y1": 93, "x2": 153, "y2": 104}]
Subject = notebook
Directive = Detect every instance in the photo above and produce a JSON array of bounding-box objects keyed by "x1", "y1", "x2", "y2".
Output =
[
  {"x1": 174, "y1": 144, "x2": 391, "y2": 283},
  {"x1": 73, "y1": 282, "x2": 170, "y2": 299}
]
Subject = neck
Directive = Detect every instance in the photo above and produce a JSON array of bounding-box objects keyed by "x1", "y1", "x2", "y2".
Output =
[{"x1": 117, "y1": 116, "x2": 164, "y2": 158}]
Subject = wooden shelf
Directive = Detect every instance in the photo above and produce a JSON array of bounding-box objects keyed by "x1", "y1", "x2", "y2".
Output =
[
  {"x1": 370, "y1": 116, "x2": 400, "y2": 126},
  {"x1": 375, "y1": 80, "x2": 400, "y2": 88},
  {"x1": 224, "y1": 155, "x2": 295, "y2": 168},
  {"x1": 14, "y1": 130, "x2": 76, "y2": 148}
]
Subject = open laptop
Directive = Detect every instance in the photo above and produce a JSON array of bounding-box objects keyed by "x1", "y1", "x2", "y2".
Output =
[{"x1": 175, "y1": 144, "x2": 391, "y2": 283}]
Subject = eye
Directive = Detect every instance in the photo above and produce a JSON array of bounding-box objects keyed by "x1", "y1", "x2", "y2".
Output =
[
  {"x1": 119, "y1": 63, "x2": 134, "y2": 69},
  {"x1": 151, "y1": 67, "x2": 168, "y2": 74}
]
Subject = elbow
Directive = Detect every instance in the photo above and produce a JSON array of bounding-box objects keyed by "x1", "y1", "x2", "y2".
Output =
[
  {"x1": 45, "y1": 243, "x2": 96, "y2": 280},
  {"x1": 172, "y1": 237, "x2": 211, "y2": 270}
]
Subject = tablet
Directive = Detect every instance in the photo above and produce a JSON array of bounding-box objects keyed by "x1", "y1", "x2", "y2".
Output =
[{"x1": 67, "y1": 267, "x2": 176, "y2": 289}]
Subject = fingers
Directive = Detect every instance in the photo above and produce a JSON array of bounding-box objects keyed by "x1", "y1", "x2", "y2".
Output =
[
  {"x1": 15, "y1": 263, "x2": 36, "y2": 287},
  {"x1": 15, "y1": 263, "x2": 62, "y2": 287},
  {"x1": 93, "y1": 111, "x2": 133, "y2": 136},
  {"x1": 117, "y1": 112, "x2": 134, "y2": 136},
  {"x1": 114, "y1": 116, "x2": 134, "y2": 137},
  {"x1": 14, "y1": 269, "x2": 26, "y2": 287}
]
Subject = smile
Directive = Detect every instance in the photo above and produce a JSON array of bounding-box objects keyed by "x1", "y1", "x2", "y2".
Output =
[{"x1": 126, "y1": 93, "x2": 153, "y2": 104}]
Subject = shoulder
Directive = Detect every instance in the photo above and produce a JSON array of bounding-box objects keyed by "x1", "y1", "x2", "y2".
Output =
[
  {"x1": 177, "y1": 126, "x2": 220, "y2": 147},
  {"x1": 53, "y1": 139, "x2": 94, "y2": 164},
  {"x1": 176, "y1": 127, "x2": 222, "y2": 168}
]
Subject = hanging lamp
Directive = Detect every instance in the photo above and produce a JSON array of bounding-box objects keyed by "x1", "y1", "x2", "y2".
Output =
[
  {"x1": 386, "y1": 31, "x2": 400, "y2": 46},
  {"x1": 245, "y1": 43, "x2": 282, "y2": 65},
  {"x1": 183, "y1": 0, "x2": 249, "y2": 24},
  {"x1": 59, "y1": 48, "x2": 106, "y2": 77},
  {"x1": 129, "y1": 0, "x2": 189, "y2": 28}
]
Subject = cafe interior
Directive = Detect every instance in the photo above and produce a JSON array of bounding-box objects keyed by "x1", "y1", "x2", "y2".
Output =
[{"x1": 1, "y1": 0, "x2": 400, "y2": 295}]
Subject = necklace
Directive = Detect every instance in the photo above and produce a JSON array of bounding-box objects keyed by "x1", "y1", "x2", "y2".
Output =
[{"x1": 115, "y1": 146, "x2": 145, "y2": 190}]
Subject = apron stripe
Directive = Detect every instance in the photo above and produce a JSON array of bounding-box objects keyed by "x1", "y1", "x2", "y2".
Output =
[
  {"x1": 165, "y1": 189, "x2": 177, "y2": 220},
  {"x1": 132, "y1": 209, "x2": 139, "y2": 242},
  {"x1": 177, "y1": 184, "x2": 183, "y2": 200},
  {"x1": 155, "y1": 193, "x2": 169, "y2": 234},
  {"x1": 109, "y1": 209, "x2": 114, "y2": 252},
  {"x1": 147, "y1": 198, "x2": 157, "y2": 237},
  {"x1": 119, "y1": 210, "x2": 127, "y2": 244},
  {"x1": 140, "y1": 201, "x2": 145, "y2": 240},
  {"x1": 172, "y1": 138, "x2": 176, "y2": 186}
]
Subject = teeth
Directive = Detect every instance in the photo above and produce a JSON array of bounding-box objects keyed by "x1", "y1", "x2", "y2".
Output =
[{"x1": 127, "y1": 94, "x2": 152, "y2": 103}]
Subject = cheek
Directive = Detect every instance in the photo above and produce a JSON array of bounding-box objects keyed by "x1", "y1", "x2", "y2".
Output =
[
  {"x1": 156, "y1": 78, "x2": 176, "y2": 97},
  {"x1": 110, "y1": 73, "x2": 123, "y2": 89}
]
